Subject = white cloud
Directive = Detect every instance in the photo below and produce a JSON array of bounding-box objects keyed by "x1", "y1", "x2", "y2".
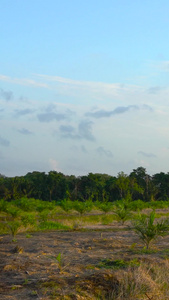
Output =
[
  {"x1": 35, "y1": 73, "x2": 143, "y2": 101},
  {"x1": 0, "y1": 74, "x2": 49, "y2": 88},
  {"x1": 49, "y1": 159, "x2": 62, "y2": 172}
]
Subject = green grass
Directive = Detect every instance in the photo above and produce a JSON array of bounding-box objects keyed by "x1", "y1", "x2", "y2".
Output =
[
  {"x1": 98, "y1": 258, "x2": 140, "y2": 269},
  {"x1": 38, "y1": 221, "x2": 70, "y2": 231}
]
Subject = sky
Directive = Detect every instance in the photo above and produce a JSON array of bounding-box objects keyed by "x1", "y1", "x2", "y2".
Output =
[{"x1": 1, "y1": 0, "x2": 169, "y2": 177}]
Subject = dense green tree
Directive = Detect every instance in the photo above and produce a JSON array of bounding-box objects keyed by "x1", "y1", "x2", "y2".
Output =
[
  {"x1": 152, "y1": 172, "x2": 169, "y2": 200},
  {"x1": 115, "y1": 171, "x2": 143, "y2": 201},
  {"x1": 130, "y1": 167, "x2": 152, "y2": 201}
]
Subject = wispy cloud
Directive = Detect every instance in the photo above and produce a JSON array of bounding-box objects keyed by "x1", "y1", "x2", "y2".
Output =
[
  {"x1": 0, "y1": 73, "x2": 146, "y2": 103},
  {"x1": 0, "y1": 88, "x2": 13, "y2": 101},
  {"x1": 37, "y1": 112, "x2": 67, "y2": 122},
  {"x1": 157, "y1": 61, "x2": 169, "y2": 72},
  {"x1": 35, "y1": 74, "x2": 143, "y2": 100},
  {"x1": 0, "y1": 136, "x2": 10, "y2": 147},
  {"x1": 78, "y1": 120, "x2": 95, "y2": 141},
  {"x1": 146, "y1": 86, "x2": 163, "y2": 94},
  {"x1": 138, "y1": 151, "x2": 156, "y2": 158},
  {"x1": 96, "y1": 146, "x2": 113, "y2": 158},
  {"x1": 37, "y1": 104, "x2": 75, "y2": 123},
  {"x1": 59, "y1": 120, "x2": 95, "y2": 141},
  {"x1": 81, "y1": 145, "x2": 88, "y2": 153},
  {"x1": 17, "y1": 128, "x2": 33, "y2": 135},
  {"x1": 15, "y1": 108, "x2": 35, "y2": 117},
  {"x1": 85, "y1": 104, "x2": 153, "y2": 119},
  {"x1": 0, "y1": 74, "x2": 49, "y2": 88}
]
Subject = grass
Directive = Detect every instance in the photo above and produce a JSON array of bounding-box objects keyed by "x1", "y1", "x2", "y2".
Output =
[
  {"x1": 38, "y1": 221, "x2": 70, "y2": 231},
  {"x1": 38, "y1": 260, "x2": 169, "y2": 299},
  {"x1": 98, "y1": 258, "x2": 140, "y2": 269}
]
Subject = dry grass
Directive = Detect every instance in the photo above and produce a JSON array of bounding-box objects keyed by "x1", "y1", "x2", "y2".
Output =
[{"x1": 37, "y1": 259, "x2": 169, "y2": 299}]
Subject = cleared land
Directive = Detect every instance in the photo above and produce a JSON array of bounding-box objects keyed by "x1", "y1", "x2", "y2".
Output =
[{"x1": 0, "y1": 216, "x2": 169, "y2": 299}]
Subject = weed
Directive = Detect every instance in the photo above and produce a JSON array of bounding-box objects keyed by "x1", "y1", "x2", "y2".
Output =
[{"x1": 23, "y1": 279, "x2": 29, "y2": 285}]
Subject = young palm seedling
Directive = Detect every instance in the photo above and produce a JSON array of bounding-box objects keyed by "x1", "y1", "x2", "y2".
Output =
[
  {"x1": 132, "y1": 211, "x2": 169, "y2": 249},
  {"x1": 73, "y1": 200, "x2": 93, "y2": 216},
  {"x1": 6, "y1": 220, "x2": 21, "y2": 242},
  {"x1": 97, "y1": 201, "x2": 113, "y2": 214},
  {"x1": 113, "y1": 203, "x2": 132, "y2": 225},
  {"x1": 54, "y1": 253, "x2": 69, "y2": 273}
]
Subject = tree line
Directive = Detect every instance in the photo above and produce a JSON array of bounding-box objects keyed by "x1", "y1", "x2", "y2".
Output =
[{"x1": 0, "y1": 166, "x2": 169, "y2": 202}]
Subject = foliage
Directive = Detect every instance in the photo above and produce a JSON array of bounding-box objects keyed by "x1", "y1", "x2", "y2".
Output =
[
  {"x1": 1, "y1": 167, "x2": 169, "y2": 203},
  {"x1": 128, "y1": 199, "x2": 149, "y2": 211},
  {"x1": 113, "y1": 202, "x2": 132, "y2": 224},
  {"x1": 59, "y1": 199, "x2": 73, "y2": 212},
  {"x1": 12, "y1": 197, "x2": 37, "y2": 212},
  {"x1": 73, "y1": 200, "x2": 93, "y2": 215},
  {"x1": 96, "y1": 201, "x2": 113, "y2": 213},
  {"x1": 38, "y1": 209, "x2": 51, "y2": 223},
  {"x1": 6, "y1": 220, "x2": 21, "y2": 239},
  {"x1": 0, "y1": 199, "x2": 9, "y2": 213},
  {"x1": 132, "y1": 211, "x2": 169, "y2": 249},
  {"x1": 21, "y1": 212, "x2": 37, "y2": 227},
  {"x1": 6, "y1": 206, "x2": 21, "y2": 219}
]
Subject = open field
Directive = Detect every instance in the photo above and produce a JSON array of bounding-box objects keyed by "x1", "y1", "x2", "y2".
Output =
[{"x1": 1, "y1": 214, "x2": 169, "y2": 300}]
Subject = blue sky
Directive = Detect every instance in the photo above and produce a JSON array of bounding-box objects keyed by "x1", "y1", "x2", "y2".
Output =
[{"x1": 0, "y1": 0, "x2": 169, "y2": 177}]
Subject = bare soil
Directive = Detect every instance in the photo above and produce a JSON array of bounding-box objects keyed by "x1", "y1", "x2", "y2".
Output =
[{"x1": 0, "y1": 225, "x2": 169, "y2": 299}]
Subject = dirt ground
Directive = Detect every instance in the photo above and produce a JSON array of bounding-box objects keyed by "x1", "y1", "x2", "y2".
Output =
[{"x1": 0, "y1": 225, "x2": 169, "y2": 299}]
